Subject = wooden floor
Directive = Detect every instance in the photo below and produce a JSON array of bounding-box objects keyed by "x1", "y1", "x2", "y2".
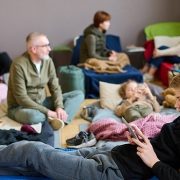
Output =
[{"x1": 60, "y1": 99, "x2": 98, "y2": 147}]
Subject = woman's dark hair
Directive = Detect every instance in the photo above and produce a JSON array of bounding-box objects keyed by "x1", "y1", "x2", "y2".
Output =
[{"x1": 93, "y1": 11, "x2": 111, "y2": 27}]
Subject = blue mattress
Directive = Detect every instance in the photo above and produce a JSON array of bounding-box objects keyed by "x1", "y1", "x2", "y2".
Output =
[
  {"x1": 0, "y1": 176, "x2": 50, "y2": 180},
  {"x1": 83, "y1": 65, "x2": 143, "y2": 98}
]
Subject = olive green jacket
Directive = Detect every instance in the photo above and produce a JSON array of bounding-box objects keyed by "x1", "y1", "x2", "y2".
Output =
[
  {"x1": 80, "y1": 24, "x2": 111, "y2": 63},
  {"x1": 7, "y1": 53, "x2": 63, "y2": 114}
]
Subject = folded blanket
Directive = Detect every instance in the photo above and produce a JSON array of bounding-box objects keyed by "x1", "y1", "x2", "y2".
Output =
[
  {"x1": 78, "y1": 53, "x2": 130, "y2": 73},
  {"x1": 88, "y1": 113, "x2": 177, "y2": 141}
]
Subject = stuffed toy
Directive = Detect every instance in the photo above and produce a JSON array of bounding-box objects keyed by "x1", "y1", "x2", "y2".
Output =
[{"x1": 162, "y1": 88, "x2": 176, "y2": 108}]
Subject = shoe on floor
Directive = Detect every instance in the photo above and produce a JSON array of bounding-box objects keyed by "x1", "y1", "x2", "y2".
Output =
[
  {"x1": 80, "y1": 105, "x2": 98, "y2": 122},
  {"x1": 66, "y1": 131, "x2": 97, "y2": 148},
  {"x1": 143, "y1": 73, "x2": 154, "y2": 82},
  {"x1": 48, "y1": 117, "x2": 64, "y2": 130}
]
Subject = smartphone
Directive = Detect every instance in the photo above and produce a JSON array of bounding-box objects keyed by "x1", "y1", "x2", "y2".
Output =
[{"x1": 121, "y1": 117, "x2": 138, "y2": 139}]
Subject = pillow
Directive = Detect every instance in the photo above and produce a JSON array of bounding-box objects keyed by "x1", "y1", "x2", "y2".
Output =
[
  {"x1": 99, "y1": 81, "x2": 122, "y2": 110},
  {"x1": 154, "y1": 36, "x2": 180, "y2": 49},
  {"x1": 147, "y1": 83, "x2": 164, "y2": 105}
]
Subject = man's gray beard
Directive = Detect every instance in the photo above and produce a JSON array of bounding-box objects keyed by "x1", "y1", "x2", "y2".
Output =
[{"x1": 42, "y1": 55, "x2": 50, "y2": 61}]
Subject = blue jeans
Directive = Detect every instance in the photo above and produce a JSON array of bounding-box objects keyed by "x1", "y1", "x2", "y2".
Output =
[
  {"x1": 8, "y1": 90, "x2": 84, "y2": 124},
  {"x1": 0, "y1": 141, "x2": 124, "y2": 180}
]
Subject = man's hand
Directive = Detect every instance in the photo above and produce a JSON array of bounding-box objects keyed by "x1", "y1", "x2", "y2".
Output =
[
  {"x1": 47, "y1": 110, "x2": 58, "y2": 118},
  {"x1": 129, "y1": 126, "x2": 160, "y2": 168},
  {"x1": 56, "y1": 108, "x2": 68, "y2": 122}
]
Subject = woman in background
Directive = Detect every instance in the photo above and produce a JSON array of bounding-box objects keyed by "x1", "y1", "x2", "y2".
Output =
[{"x1": 79, "y1": 11, "x2": 129, "y2": 68}]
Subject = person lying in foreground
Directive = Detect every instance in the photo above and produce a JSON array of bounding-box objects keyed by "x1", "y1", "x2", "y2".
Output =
[{"x1": 0, "y1": 76, "x2": 180, "y2": 179}]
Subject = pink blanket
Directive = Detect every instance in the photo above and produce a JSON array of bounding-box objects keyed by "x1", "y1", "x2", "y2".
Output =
[{"x1": 88, "y1": 113, "x2": 177, "y2": 141}]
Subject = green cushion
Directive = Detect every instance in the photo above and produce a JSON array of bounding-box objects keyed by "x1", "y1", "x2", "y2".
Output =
[
  {"x1": 52, "y1": 45, "x2": 72, "y2": 52},
  {"x1": 145, "y1": 22, "x2": 180, "y2": 40}
]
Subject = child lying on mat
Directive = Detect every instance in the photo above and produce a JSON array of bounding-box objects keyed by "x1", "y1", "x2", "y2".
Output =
[{"x1": 115, "y1": 80, "x2": 160, "y2": 122}]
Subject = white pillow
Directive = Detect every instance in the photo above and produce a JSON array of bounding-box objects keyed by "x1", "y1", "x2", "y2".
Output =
[
  {"x1": 99, "y1": 81, "x2": 122, "y2": 110},
  {"x1": 154, "y1": 36, "x2": 180, "y2": 49}
]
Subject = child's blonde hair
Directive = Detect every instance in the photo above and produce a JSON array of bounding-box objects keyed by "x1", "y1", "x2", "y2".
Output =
[{"x1": 119, "y1": 80, "x2": 137, "y2": 99}]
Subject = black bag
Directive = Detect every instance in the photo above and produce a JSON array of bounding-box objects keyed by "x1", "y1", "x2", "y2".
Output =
[{"x1": 0, "y1": 52, "x2": 12, "y2": 76}]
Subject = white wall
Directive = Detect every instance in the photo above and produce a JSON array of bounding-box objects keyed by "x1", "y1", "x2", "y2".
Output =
[{"x1": 0, "y1": 0, "x2": 179, "y2": 58}]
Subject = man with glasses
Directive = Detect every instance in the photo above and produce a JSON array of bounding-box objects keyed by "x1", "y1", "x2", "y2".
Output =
[{"x1": 7, "y1": 32, "x2": 84, "y2": 130}]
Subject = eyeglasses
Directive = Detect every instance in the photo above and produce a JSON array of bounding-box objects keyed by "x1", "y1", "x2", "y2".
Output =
[{"x1": 36, "y1": 43, "x2": 51, "y2": 48}]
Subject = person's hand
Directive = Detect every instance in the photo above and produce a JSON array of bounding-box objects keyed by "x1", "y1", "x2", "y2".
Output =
[
  {"x1": 153, "y1": 49, "x2": 161, "y2": 58},
  {"x1": 129, "y1": 95, "x2": 139, "y2": 102},
  {"x1": 110, "y1": 50, "x2": 117, "y2": 56},
  {"x1": 143, "y1": 83, "x2": 154, "y2": 99},
  {"x1": 130, "y1": 126, "x2": 160, "y2": 168},
  {"x1": 108, "y1": 51, "x2": 118, "y2": 61},
  {"x1": 56, "y1": 108, "x2": 68, "y2": 122},
  {"x1": 47, "y1": 110, "x2": 58, "y2": 118},
  {"x1": 138, "y1": 83, "x2": 153, "y2": 98},
  {"x1": 108, "y1": 55, "x2": 117, "y2": 61},
  {"x1": 134, "y1": 91, "x2": 142, "y2": 100}
]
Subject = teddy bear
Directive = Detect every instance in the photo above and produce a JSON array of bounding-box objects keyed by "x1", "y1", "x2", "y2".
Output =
[{"x1": 162, "y1": 87, "x2": 176, "y2": 108}]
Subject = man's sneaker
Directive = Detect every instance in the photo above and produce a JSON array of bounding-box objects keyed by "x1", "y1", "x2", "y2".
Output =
[
  {"x1": 66, "y1": 131, "x2": 97, "y2": 148},
  {"x1": 48, "y1": 117, "x2": 64, "y2": 130}
]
